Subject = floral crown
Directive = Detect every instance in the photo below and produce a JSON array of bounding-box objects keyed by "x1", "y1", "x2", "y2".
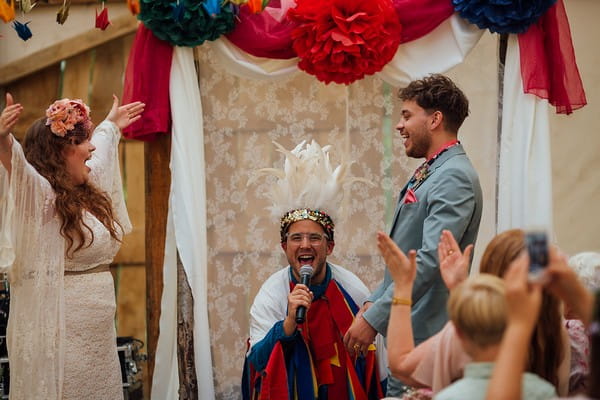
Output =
[
  {"x1": 45, "y1": 98, "x2": 91, "y2": 137},
  {"x1": 280, "y1": 208, "x2": 335, "y2": 243}
]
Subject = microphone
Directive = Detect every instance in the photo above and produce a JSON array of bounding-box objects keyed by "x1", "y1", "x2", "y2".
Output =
[{"x1": 295, "y1": 265, "x2": 314, "y2": 324}]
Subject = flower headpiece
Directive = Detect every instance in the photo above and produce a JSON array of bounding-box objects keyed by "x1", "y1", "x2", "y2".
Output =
[
  {"x1": 45, "y1": 98, "x2": 91, "y2": 137},
  {"x1": 249, "y1": 140, "x2": 370, "y2": 242}
]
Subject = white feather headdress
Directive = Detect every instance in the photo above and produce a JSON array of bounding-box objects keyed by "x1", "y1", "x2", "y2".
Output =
[{"x1": 249, "y1": 140, "x2": 370, "y2": 241}]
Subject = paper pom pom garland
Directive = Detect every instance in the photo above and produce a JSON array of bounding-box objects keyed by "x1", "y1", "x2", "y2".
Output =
[
  {"x1": 139, "y1": 0, "x2": 236, "y2": 47},
  {"x1": 288, "y1": 0, "x2": 402, "y2": 85},
  {"x1": 452, "y1": 0, "x2": 558, "y2": 34}
]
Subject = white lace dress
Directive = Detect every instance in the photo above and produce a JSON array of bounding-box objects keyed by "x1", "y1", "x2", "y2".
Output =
[{"x1": 0, "y1": 121, "x2": 131, "y2": 400}]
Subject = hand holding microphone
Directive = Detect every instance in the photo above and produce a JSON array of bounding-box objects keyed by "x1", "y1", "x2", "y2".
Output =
[{"x1": 295, "y1": 265, "x2": 314, "y2": 324}]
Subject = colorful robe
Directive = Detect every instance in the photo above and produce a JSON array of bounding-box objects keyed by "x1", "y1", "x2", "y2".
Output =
[{"x1": 242, "y1": 263, "x2": 385, "y2": 399}]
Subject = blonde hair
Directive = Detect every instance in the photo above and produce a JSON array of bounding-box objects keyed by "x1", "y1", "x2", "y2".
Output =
[{"x1": 448, "y1": 274, "x2": 506, "y2": 348}]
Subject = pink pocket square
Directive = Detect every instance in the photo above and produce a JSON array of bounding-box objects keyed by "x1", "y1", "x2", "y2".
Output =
[{"x1": 404, "y1": 188, "x2": 417, "y2": 204}]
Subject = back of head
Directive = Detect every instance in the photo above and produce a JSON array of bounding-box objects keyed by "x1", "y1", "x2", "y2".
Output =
[
  {"x1": 479, "y1": 228, "x2": 564, "y2": 387},
  {"x1": 398, "y1": 74, "x2": 469, "y2": 134},
  {"x1": 568, "y1": 251, "x2": 600, "y2": 291},
  {"x1": 480, "y1": 229, "x2": 525, "y2": 277},
  {"x1": 448, "y1": 274, "x2": 506, "y2": 348}
]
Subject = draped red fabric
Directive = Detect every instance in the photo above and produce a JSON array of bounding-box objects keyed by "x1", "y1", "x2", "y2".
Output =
[
  {"x1": 225, "y1": 0, "x2": 297, "y2": 59},
  {"x1": 518, "y1": 0, "x2": 586, "y2": 115},
  {"x1": 260, "y1": 341, "x2": 291, "y2": 400},
  {"x1": 393, "y1": 0, "x2": 454, "y2": 43},
  {"x1": 225, "y1": 0, "x2": 454, "y2": 59},
  {"x1": 122, "y1": 23, "x2": 174, "y2": 140}
]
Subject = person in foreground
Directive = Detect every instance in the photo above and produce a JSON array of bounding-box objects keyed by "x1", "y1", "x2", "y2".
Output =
[
  {"x1": 384, "y1": 229, "x2": 570, "y2": 396},
  {"x1": 344, "y1": 74, "x2": 483, "y2": 395},
  {"x1": 377, "y1": 233, "x2": 556, "y2": 400},
  {"x1": 242, "y1": 141, "x2": 384, "y2": 400},
  {"x1": 486, "y1": 248, "x2": 599, "y2": 400},
  {"x1": 565, "y1": 252, "x2": 600, "y2": 394},
  {"x1": 0, "y1": 93, "x2": 144, "y2": 399}
]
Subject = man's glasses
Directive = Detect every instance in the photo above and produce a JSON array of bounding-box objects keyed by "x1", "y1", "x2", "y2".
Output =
[{"x1": 286, "y1": 232, "x2": 328, "y2": 244}]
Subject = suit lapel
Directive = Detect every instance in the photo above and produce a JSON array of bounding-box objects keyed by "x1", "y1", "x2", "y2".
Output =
[{"x1": 389, "y1": 144, "x2": 466, "y2": 233}]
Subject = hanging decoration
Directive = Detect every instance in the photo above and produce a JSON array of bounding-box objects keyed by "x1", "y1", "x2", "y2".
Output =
[
  {"x1": 202, "y1": 0, "x2": 221, "y2": 18},
  {"x1": 56, "y1": 0, "x2": 70, "y2": 25},
  {"x1": 139, "y1": 0, "x2": 236, "y2": 47},
  {"x1": 12, "y1": 19, "x2": 32, "y2": 40},
  {"x1": 95, "y1": 4, "x2": 111, "y2": 30},
  {"x1": 19, "y1": 0, "x2": 36, "y2": 13},
  {"x1": 452, "y1": 0, "x2": 557, "y2": 34},
  {"x1": 127, "y1": 0, "x2": 140, "y2": 16},
  {"x1": 246, "y1": 0, "x2": 268, "y2": 14},
  {"x1": 287, "y1": 0, "x2": 402, "y2": 85},
  {"x1": 0, "y1": 0, "x2": 15, "y2": 23}
]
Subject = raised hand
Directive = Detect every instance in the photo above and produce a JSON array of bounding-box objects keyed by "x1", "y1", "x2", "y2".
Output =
[
  {"x1": 543, "y1": 246, "x2": 594, "y2": 325},
  {"x1": 377, "y1": 231, "x2": 416, "y2": 286},
  {"x1": 438, "y1": 229, "x2": 472, "y2": 290},
  {"x1": 106, "y1": 94, "x2": 145, "y2": 130},
  {"x1": 0, "y1": 93, "x2": 23, "y2": 137},
  {"x1": 503, "y1": 252, "x2": 543, "y2": 330}
]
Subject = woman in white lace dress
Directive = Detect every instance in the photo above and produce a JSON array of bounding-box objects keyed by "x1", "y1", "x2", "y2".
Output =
[{"x1": 0, "y1": 93, "x2": 144, "y2": 400}]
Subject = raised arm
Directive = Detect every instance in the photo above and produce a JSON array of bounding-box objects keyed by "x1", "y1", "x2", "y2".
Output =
[
  {"x1": 0, "y1": 93, "x2": 23, "y2": 174},
  {"x1": 487, "y1": 253, "x2": 543, "y2": 400},
  {"x1": 377, "y1": 232, "x2": 425, "y2": 386}
]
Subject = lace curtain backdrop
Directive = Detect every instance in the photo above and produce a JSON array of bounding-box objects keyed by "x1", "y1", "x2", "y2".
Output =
[{"x1": 195, "y1": 32, "x2": 498, "y2": 398}]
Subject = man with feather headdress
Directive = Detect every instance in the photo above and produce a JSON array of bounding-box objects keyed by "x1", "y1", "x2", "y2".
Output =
[{"x1": 242, "y1": 141, "x2": 385, "y2": 400}]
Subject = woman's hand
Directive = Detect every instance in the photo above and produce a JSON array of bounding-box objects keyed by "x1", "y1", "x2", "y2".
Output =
[
  {"x1": 0, "y1": 93, "x2": 23, "y2": 138},
  {"x1": 377, "y1": 231, "x2": 416, "y2": 287},
  {"x1": 438, "y1": 229, "x2": 472, "y2": 290},
  {"x1": 106, "y1": 94, "x2": 145, "y2": 130}
]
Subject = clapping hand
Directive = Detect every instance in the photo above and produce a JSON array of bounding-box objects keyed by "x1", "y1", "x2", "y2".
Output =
[
  {"x1": 106, "y1": 94, "x2": 145, "y2": 131},
  {"x1": 438, "y1": 230, "x2": 472, "y2": 290}
]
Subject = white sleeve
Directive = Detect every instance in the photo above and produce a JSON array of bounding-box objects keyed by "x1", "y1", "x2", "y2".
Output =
[{"x1": 89, "y1": 120, "x2": 131, "y2": 234}]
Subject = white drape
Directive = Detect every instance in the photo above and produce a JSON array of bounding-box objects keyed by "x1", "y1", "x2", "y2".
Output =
[
  {"x1": 152, "y1": 46, "x2": 215, "y2": 399},
  {"x1": 209, "y1": 13, "x2": 483, "y2": 86},
  {"x1": 497, "y1": 35, "x2": 553, "y2": 233}
]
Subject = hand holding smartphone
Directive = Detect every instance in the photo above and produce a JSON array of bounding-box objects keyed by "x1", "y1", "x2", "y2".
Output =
[{"x1": 526, "y1": 230, "x2": 549, "y2": 282}]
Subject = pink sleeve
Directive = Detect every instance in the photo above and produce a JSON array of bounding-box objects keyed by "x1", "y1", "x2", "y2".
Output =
[{"x1": 411, "y1": 322, "x2": 472, "y2": 393}]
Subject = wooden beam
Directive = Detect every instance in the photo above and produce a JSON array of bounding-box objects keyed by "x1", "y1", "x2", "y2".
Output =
[
  {"x1": 145, "y1": 133, "x2": 171, "y2": 390},
  {"x1": 0, "y1": 14, "x2": 138, "y2": 86}
]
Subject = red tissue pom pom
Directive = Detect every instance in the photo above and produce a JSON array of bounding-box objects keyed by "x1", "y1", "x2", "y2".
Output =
[{"x1": 288, "y1": 0, "x2": 402, "y2": 85}]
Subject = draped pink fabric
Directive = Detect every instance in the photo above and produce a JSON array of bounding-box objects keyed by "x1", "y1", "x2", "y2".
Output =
[
  {"x1": 122, "y1": 23, "x2": 174, "y2": 141},
  {"x1": 518, "y1": 0, "x2": 587, "y2": 115},
  {"x1": 225, "y1": 0, "x2": 454, "y2": 60}
]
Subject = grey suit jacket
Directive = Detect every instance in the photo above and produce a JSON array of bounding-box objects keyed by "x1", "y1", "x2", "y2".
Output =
[{"x1": 363, "y1": 144, "x2": 482, "y2": 344}]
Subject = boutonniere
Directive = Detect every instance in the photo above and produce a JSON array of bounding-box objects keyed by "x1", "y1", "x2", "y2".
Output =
[{"x1": 412, "y1": 163, "x2": 430, "y2": 189}]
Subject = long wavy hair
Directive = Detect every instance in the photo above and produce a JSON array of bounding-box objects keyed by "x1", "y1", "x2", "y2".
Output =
[
  {"x1": 23, "y1": 117, "x2": 122, "y2": 257},
  {"x1": 480, "y1": 229, "x2": 564, "y2": 389}
]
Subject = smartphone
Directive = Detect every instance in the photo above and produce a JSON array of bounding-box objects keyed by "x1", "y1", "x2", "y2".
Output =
[{"x1": 526, "y1": 230, "x2": 549, "y2": 281}]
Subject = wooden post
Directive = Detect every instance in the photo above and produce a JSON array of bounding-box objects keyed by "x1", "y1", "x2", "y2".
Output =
[
  {"x1": 145, "y1": 134, "x2": 171, "y2": 390},
  {"x1": 177, "y1": 254, "x2": 198, "y2": 399}
]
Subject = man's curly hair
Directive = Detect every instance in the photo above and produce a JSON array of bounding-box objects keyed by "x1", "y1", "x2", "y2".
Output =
[{"x1": 399, "y1": 74, "x2": 469, "y2": 134}]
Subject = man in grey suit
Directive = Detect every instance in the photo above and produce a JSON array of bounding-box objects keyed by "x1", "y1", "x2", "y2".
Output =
[{"x1": 343, "y1": 74, "x2": 483, "y2": 396}]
